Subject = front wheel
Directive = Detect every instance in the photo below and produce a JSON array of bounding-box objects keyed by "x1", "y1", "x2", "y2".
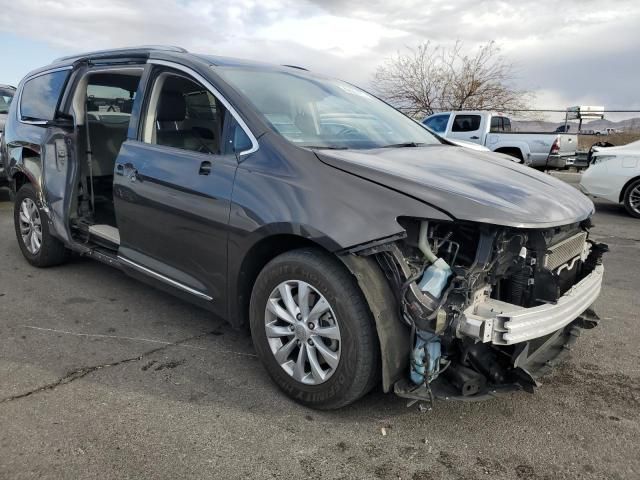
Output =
[
  {"x1": 14, "y1": 184, "x2": 68, "y2": 267},
  {"x1": 623, "y1": 179, "x2": 640, "y2": 218},
  {"x1": 249, "y1": 248, "x2": 379, "y2": 409}
]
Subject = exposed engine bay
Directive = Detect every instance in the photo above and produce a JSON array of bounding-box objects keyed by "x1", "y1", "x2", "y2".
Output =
[{"x1": 352, "y1": 218, "x2": 608, "y2": 404}]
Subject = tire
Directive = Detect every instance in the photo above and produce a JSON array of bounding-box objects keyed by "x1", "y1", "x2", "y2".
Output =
[
  {"x1": 249, "y1": 248, "x2": 380, "y2": 409},
  {"x1": 504, "y1": 150, "x2": 523, "y2": 162},
  {"x1": 623, "y1": 179, "x2": 640, "y2": 219},
  {"x1": 495, "y1": 149, "x2": 523, "y2": 163},
  {"x1": 14, "y1": 183, "x2": 68, "y2": 267}
]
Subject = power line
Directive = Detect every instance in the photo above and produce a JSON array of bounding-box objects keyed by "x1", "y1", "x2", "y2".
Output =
[{"x1": 429, "y1": 108, "x2": 640, "y2": 113}]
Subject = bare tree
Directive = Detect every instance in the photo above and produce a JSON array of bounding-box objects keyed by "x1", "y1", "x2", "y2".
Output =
[{"x1": 373, "y1": 41, "x2": 533, "y2": 118}]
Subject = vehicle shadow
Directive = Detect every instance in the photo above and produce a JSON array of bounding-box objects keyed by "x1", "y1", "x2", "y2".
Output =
[
  {"x1": 593, "y1": 199, "x2": 633, "y2": 219},
  {"x1": 2, "y1": 243, "x2": 531, "y2": 423}
]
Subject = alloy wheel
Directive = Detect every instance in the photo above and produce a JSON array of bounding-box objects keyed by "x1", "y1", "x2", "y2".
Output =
[
  {"x1": 18, "y1": 198, "x2": 42, "y2": 255},
  {"x1": 629, "y1": 184, "x2": 640, "y2": 215},
  {"x1": 264, "y1": 280, "x2": 341, "y2": 385}
]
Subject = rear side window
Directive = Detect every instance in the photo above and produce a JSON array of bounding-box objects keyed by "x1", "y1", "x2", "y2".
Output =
[
  {"x1": 20, "y1": 70, "x2": 69, "y2": 121},
  {"x1": 490, "y1": 116, "x2": 511, "y2": 132},
  {"x1": 423, "y1": 114, "x2": 450, "y2": 133},
  {"x1": 451, "y1": 114, "x2": 481, "y2": 132}
]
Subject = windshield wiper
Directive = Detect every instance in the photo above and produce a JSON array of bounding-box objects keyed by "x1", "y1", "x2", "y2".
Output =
[
  {"x1": 300, "y1": 145, "x2": 349, "y2": 150},
  {"x1": 380, "y1": 142, "x2": 427, "y2": 148}
]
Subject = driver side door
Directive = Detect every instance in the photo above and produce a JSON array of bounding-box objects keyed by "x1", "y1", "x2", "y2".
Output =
[{"x1": 113, "y1": 66, "x2": 242, "y2": 315}]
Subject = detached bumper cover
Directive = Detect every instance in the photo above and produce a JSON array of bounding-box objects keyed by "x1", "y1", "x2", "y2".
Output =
[{"x1": 460, "y1": 264, "x2": 604, "y2": 345}]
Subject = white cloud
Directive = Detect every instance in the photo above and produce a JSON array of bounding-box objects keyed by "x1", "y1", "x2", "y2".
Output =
[
  {"x1": 258, "y1": 15, "x2": 407, "y2": 57},
  {"x1": 1, "y1": 0, "x2": 639, "y2": 109}
]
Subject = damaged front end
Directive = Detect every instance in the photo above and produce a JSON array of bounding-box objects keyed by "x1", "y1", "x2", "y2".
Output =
[{"x1": 349, "y1": 218, "x2": 607, "y2": 404}]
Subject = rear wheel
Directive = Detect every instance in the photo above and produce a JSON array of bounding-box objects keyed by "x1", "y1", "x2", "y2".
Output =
[
  {"x1": 14, "y1": 184, "x2": 68, "y2": 267},
  {"x1": 496, "y1": 148, "x2": 523, "y2": 162},
  {"x1": 623, "y1": 179, "x2": 640, "y2": 218},
  {"x1": 249, "y1": 248, "x2": 379, "y2": 409}
]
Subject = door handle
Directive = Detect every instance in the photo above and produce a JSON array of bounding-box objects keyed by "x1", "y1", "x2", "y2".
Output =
[
  {"x1": 470, "y1": 136, "x2": 480, "y2": 140},
  {"x1": 128, "y1": 168, "x2": 139, "y2": 182},
  {"x1": 199, "y1": 161, "x2": 212, "y2": 176},
  {"x1": 115, "y1": 164, "x2": 124, "y2": 176}
]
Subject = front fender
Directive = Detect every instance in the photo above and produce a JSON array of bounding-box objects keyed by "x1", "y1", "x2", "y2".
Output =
[{"x1": 340, "y1": 253, "x2": 409, "y2": 392}]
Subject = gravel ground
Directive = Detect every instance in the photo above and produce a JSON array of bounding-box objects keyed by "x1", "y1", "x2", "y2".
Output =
[{"x1": 0, "y1": 180, "x2": 638, "y2": 480}]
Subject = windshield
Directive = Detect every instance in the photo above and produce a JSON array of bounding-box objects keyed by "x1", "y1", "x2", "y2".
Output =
[
  {"x1": 217, "y1": 67, "x2": 441, "y2": 149},
  {"x1": 0, "y1": 88, "x2": 14, "y2": 114}
]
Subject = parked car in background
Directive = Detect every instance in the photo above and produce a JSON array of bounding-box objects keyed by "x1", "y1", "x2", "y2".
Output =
[
  {"x1": 594, "y1": 128, "x2": 620, "y2": 136},
  {"x1": 579, "y1": 129, "x2": 596, "y2": 135},
  {"x1": 422, "y1": 111, "x2": 576, "y2": 168},
  {"x1": 0, "y1": 84, "x2": 17, "y2": 188},
  {"x1": 555, "y1": 124, "x2": 571, "y2": 133},
  {"x1": 442, "y1": 137, "x2": 490, "y2": 152},
  {"x1": 440, "y1": 138, "x2": 524, "y2": 163},
  {"x1": 580, "y1": 140, "x2": 640, "y2": 218},
  {"x1": 1, "y1": 47, "x2": 605, "y2": 409}
]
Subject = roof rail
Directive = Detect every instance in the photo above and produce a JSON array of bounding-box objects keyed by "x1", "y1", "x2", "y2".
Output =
[
  {"x1": 53, "y1": 45, "x2": 188, "y2": 63},
  {"x1": 282, "y1": 64, "x2": 309, "y2": 71}
]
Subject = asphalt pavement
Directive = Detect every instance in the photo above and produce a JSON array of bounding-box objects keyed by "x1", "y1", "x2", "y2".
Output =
[{"x1": 0, "y1": 178, "x2": 638, "y2": 480}]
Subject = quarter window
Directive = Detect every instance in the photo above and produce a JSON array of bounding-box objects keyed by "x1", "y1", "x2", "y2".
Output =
[
  {"x1": 20, "y1": 70, "x2": 70, "y2": 121},
  {"x1": 451, "y1": 114, "x2": 481, "y2": 132}
]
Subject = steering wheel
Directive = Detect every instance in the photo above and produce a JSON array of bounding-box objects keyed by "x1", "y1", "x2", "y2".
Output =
[{"x1": 334, "y1": 126, "x2": 361, "y2": 138}]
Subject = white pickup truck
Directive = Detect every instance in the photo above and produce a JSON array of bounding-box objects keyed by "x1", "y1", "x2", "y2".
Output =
[{"x1": 422, "y1": 111, "x2": 577, "y2": 168}]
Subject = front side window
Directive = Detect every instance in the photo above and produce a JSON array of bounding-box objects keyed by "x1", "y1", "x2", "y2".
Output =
[
  {"x1": 217, "y1": 67, "x2": 442, "y2": 149},
  {"x1": 20, "y1": 70, "x2": 69, "y2": 121},
  {"x1": 0, "y1": 87, "x2": 14, "y2": 114},
  {"x1": 423, "y1": 114, "x2": 450, "y2": 133},
  {"x1": 144, "y1": 72, "x2": 243, "y2": 155},
  {"x1": 452, "y1": 114, "x2": 481, "y2": 132}
]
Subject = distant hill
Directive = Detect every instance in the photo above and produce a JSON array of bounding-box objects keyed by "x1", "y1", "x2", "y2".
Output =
[{"x1": 513, "y1": 117, "x2": 640, "y2": 133}]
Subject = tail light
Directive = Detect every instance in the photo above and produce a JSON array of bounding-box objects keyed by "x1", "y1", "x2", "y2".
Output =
[{"x1": 550, "y1": 138, "x2": 560, "y2": 155}]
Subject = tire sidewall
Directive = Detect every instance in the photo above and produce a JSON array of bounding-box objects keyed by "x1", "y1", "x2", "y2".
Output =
[
  {"x1": 250, "y1": 253, "x2": 370, "y2": 408},
  {"x1": 14, "y1": 184, "x2": 52, "y2": 265}
]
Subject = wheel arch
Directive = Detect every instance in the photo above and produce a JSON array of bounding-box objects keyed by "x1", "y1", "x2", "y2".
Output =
[
  {"x1": 10, "y1": 147, "x2": 42, "y2": 194},
  {"x1": 233, "y1": 231, "x2": 407, "y2": 393},
  {"x1": 12, "y1": 170, "x2": 31, "y2": 192},
  {"x1": 494, "y1": 146, "x2": 525, "y2": 160},
  {"x1": 619, "y1": 175, "x2": 640, "y2": 203},
  {"x1": 231, "y1": 233, "x2": 331, "y2": 329},
  {"x1": 338, "y1": 254, "x2": 409, "y2": 392}
]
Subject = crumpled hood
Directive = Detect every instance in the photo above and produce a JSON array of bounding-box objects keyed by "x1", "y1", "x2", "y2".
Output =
[{"x1": 317, "y1": 145, "x2": 594, "y2": 228}]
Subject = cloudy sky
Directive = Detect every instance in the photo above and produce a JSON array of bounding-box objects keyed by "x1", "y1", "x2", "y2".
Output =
[{"x1": 1, "y1": 0, "x2": 639, "y2": 119}]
